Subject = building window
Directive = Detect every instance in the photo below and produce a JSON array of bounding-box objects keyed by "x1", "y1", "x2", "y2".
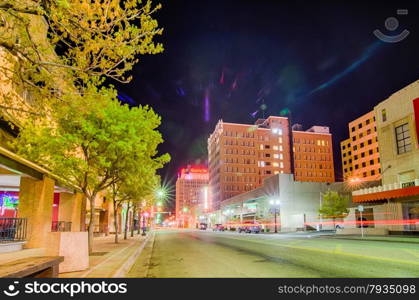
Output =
[
  {"x1": 395, "y1": 123, "x2": 411, "y2": 154},
  {"x1": 351, "y1": 127, "x2": 355, "y2": 132},
  {"x1": 382, "y1": 109, "x2": 387, "y2": 122}
]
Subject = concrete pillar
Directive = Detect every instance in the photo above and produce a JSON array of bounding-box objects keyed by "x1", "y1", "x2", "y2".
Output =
[
  {"x1": 58, "y1": 192, "x2": 85, "y2": 232},
  {"x1": 18, "y1": 176, "x2": 55, "y2": 249}
]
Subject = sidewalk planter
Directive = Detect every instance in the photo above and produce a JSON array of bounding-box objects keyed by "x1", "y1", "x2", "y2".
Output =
[{"x1": 47, "y1": 232, "x2": 89, "y2": 273}]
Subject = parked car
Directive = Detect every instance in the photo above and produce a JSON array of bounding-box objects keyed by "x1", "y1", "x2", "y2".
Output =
[
  {"x1": 212, "y1": 224, "x2": 225, "y2": 231},
  {"x1": 238, "y1": 221, "x2": 261, "y2": 233},
  {"x1": 199, "y1": 223, "x2": 208, "y2": 230}
]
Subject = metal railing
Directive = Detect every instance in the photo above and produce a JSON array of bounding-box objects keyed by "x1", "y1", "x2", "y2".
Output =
[
  {"x1": 0, "y1": 218, "x2": 27, "y2": 242},
  {"x1": 51, "y1": 221, "x2": 72, "y2": 232}
]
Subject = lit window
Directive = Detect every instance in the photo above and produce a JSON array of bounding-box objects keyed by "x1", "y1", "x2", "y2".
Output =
[
  {"x1": 382, "y1": 109, "x2": 387, "y2": 122},
  {"x1": 280, "y1": 162, "x2": 284, "y2": 168},
  {"x1": 279, "y1": 145, "x2": 283, "y2": 151},
  {"x1": 273, "y1": 162, "x2": 279, "y2": 167},
  {"x1": 273, "y1": 154, "x2": 279, "y2": 159},
  {"x1": 259, "y1": 144, "x2": 264, "y2": 150},
  {"x1": 279, "y1": 154, "x2": 283, "y2": 160},
  {"x1": 272, "y1": 128, "x2": 283, "y2": 135},
  {"x1": 395, "y1": 123, "x2": 411, "y2": 154},
  {"x1": 273, "y1": 145, "x2": 279, "y2": 150},
  {"x1": 274, "y1": 171, "x2": 279, "y2": 175}
]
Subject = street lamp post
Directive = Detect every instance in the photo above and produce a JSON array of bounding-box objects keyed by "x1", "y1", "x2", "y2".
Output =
[{"x1": 269, "y1": 199, "x2": 280, "y2": 233}]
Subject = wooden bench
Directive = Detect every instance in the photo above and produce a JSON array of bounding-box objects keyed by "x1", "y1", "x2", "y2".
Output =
[{"x1": 0, "y1": 256, "x2": 64, "y2": 278}]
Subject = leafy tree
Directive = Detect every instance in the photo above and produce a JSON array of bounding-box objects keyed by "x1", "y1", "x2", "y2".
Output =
[
  {"x1": 318, "y1": 190, "x2": 349, "y2": 229},
  {"x1": 11, "y1": 88, "x2": 170, "y2": 253},
  {"x1": 110, "y1": 172, "x2": 159, "y2": 243},
  {"x1": 0, "y1": 0, "x2": 163, "y2": 117}
]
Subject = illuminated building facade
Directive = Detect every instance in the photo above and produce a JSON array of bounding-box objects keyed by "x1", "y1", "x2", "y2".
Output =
[
  {"x1": 293, "y1": 126, "x2": 335, "y2": 182},
  {"x1": 208, "y1": 116, "x2": 292, "y2": 211},
  {"x1": 348, "y1": 80, "x2": 419, "y2": 234},
  {"x1": 208, "y1": 116, "x2": 336, "y2": 211},
  {"x1": 340, "y1": 111, "x2": 381, "y2": 182},
  {"x1": 175, "y1": 165, "x2": 209, "y2": 227}
]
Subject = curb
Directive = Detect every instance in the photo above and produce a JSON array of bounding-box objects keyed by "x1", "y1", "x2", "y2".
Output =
[{"x1": 112, "y1": 231, "x2": 154, "y2": 278}]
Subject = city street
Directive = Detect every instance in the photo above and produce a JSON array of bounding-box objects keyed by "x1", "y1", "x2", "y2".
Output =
[{"x1": 128, "y1": 229, "x2": 419, "y2": 278}]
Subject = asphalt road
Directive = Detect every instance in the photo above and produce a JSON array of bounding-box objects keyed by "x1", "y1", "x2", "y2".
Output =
[{"x1": 127, "y1": 229, "x2": 419, "y2": 278}]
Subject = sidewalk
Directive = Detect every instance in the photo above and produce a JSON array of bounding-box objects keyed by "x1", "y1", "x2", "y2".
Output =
[{"x1": 60, "y1": 232, "x2": 151, "y2": 278}]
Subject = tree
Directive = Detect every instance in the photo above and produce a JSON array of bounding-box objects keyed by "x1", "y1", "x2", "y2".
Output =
[
  {"x1": 0, "y1": 0, "x2": 163, "y2": 117},
  {"x1": 11, "y1": 89, "x2": 170, "y2": 253},
  {"x1": 110, "y1": 172, "x2": 159, "y2": 243},
  {"x1": 319, "y1": 190, "x2": 349, "y2": 229}
]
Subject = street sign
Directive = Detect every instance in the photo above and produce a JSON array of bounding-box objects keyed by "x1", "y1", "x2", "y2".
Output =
[{"x1": 357, "y1": 205, "x2": 364, "y2": 212}]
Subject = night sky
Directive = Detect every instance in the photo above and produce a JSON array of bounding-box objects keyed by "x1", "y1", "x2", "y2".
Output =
[{"x1": 115, "y1": 0, "x2": 419, "y2": 208}]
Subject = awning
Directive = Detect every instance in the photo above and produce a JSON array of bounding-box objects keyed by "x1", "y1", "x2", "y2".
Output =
[{"x1": 353, "y1": 186, "x2": 419, "y2": 203}]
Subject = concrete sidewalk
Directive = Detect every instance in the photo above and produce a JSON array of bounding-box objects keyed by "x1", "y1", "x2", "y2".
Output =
[{"x1": 60, "y1": 232, "x2": 151, "y2": 278}]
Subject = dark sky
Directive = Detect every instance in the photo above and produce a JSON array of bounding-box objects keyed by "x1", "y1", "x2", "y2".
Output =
[{"x1": 115, "y1": 0, "x2": 419, "y2": 207}]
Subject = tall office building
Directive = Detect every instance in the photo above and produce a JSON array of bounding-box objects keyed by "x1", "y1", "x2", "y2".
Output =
[
  {"x1": 175, "y1": 165, "x2": 209, "y2": 227},
  {"x1": 293, "y1": 126, "x2": 335, "y2": 182},
  {"x1": 340, "y1": 111, "x2": 381, "y2": 181},
  {"x1": 208, "y1": 116, "x2": 335, "y2": 211}
]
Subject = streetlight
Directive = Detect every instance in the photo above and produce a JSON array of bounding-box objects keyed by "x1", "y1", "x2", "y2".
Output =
[{"x1": 269, "y1": 199, "x2": 280, "y2": 233}]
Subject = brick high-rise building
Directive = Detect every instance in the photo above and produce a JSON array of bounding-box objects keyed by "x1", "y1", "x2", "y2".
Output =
[
  {"x1": 208, "y1": 116, "x2": 335, "y2": 211},
  {"x1": 175, "y1": 165, "x2": 209, "y2": 227},
  {"x1": 208, "y1": 116, "x2": 291, "y2": 210},
  {"x1": 293, "y1": 126, "x2": 335, "y2": 182},
  {"x1": 340, "y1": 111, "x2": 381, "y2": 182}
]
